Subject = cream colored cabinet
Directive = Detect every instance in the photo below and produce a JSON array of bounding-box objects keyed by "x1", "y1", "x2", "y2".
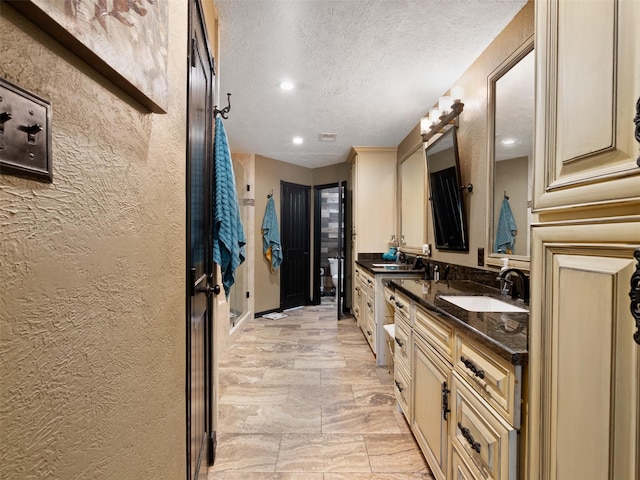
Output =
[
  {"x1": 363, "y1": 290, "x2": 375, "y2": 352},
  {"x1": 352, "y1": 266, "x2": 362, "y2": 324},
  {"x1": 451, "y1": 372, "x2": 517, "y2": 480},
  {"x1": 451, "y1": 443, "x2": 483, "y2": 480},
  {"x1": 391, "y1": 297, "x2": 523, "y2": 480},
  {"x1": 348, "y1": 147, "x2": 397, "y2": 256},
  {"x1": 358, "y1": 269, "x2": 376, "y2": 353},
  {"x1": 529, "y1": 2, "x2": 640, "y2": 480},
  {"x1": 529, "y1": 223, "x2": 640, "y2": 480},
  {"x1": 393, "y1": 291, "x2": 412, "y2": 418},
  {"x1": 412, "y1": 332, "x2": 451, "y2": 480},
  {"x1": 534, "y1": 0, "x2": 640, "y2": 212}
]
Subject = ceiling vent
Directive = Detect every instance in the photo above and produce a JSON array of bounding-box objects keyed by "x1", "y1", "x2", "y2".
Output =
[{"x1": 319, "y1": 133, "x2": 337, "y2": 142}]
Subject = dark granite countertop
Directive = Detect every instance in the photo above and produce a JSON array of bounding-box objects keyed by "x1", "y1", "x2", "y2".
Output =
[
  {"x1": 356, "y1": 259, "x2": 425, "y2": 275},
  {"x1": 387, "y1": 278, "x2": 528, "y2": 365}
]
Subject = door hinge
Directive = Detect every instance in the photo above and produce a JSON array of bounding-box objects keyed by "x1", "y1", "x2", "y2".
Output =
[{"x1": 191, "y1": 38, "x2": 196, "y2": 67}]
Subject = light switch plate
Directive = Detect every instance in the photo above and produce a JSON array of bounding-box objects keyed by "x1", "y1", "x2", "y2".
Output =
[{"x1": 0, "y1": 77, "x2": 52, "y2": 182}]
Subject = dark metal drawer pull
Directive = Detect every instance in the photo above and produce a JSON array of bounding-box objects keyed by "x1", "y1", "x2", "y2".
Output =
[
  {"x1": 394, "y1": 337, "x2": 404, "y2": 347},
  {"x1": 458, "y1": 422, "x2": 481, "y2": 453},
  {"x1": 442, "y1": 381, "x2": 450, "y2": 421},
  {"x1": 389, "y1": 295, "x2": 395, "y2": 301},
  {"x1": 630, "y1": 248, "x2": 640, "y2": 345},
  {"x1": 395, "y1": 380, "x2": 404, "y2": 392},
  {"x1": 460, "y1": 356, "x2": 485, "y2": 379},
  {"x1": 395, "y1": 301, "x2": 404, "y2": 309}
]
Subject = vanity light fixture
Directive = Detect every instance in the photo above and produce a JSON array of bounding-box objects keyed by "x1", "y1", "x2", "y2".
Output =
[
  {"x1": 420, "y1": 97, "x2": 464, "y2": 143},
  {"x1": 292, "y1": 136, "x2": 303, "y2": 144},
  {"x1": 280, "y1": 81, "x2": 294, "y2": 90},
  {"x1": 421, "y1": 88, "x2": 465, "y2": 143}
]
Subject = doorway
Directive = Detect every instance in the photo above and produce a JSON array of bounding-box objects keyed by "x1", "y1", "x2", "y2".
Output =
[
  {"x1": 312, "y1": 182, "x2": 348, "y2": 318},
  {"x1": 186, "y1": 0, "x2": 215, "y2": 478},
  {"x1": 280, "y1": 181, "x2": 311, "y2": 310}
]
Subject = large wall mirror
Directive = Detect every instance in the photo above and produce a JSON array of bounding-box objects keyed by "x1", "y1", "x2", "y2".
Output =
[
  {"x1": 426, "y1": 126, "x2": 469, "y2": 251},
  {"x1": 399, "y1": 144, "x2": 426, "y2": 252},
  {"x1": 487, "y1": 37, "x2": 534, "y2": 268}
]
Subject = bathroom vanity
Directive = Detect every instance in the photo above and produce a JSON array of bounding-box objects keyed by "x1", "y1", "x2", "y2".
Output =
[
  {"x1": 386, "y1": 278, "x2": 527, "y2": 480},
  {"x1": 353, "y1": 259, "x2": 423, "y2": 366}
]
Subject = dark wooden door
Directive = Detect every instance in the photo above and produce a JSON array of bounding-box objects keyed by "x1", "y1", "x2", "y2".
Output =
[
  {"x1": 187, "y1": 1, "x2": 215, "y2": 478},
  {"x1": 280, "y1": 181, "x2": 310, "y2": 310}
]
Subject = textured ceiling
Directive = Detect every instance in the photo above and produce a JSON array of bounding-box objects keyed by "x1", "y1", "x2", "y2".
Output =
[{"x1": 215, "y1": 0, "x2": 527, "y2": 169}]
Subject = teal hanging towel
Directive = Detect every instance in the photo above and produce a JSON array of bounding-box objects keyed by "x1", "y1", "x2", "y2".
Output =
[
  {"x1": 261, "y1": 196, "x2": 283, "y2": 272},
  {"x1": 213, "y1": 116, "x2": 246, "y2": 297},
  {"x1": 494, "y1": 196, "x2": 517, "y2": 254}
]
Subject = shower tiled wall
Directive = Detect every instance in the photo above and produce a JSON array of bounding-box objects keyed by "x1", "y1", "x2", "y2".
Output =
[{"x1": 320, "y1": 188, "x2": 340, "y2": 294}]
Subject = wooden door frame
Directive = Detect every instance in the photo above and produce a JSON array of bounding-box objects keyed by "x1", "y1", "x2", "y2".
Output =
[{"x1": 186, "y1": 0, "x2": 215, "y2": 477}]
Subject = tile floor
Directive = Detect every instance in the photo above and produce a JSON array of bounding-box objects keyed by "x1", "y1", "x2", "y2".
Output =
[{"x1": 208, "y1": 301, "x2": 434, "y2": 479}]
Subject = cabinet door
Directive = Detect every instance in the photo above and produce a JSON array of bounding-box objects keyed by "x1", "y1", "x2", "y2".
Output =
[
  {"x1": 352, "y1": 148, "x2": 397, "y2": 253},
  {"x1": 528, "y1": 222, "x2": 640, "y2": 480},
  {"x1": 412, "y1": 334, "x2": 451, "y2": 480},
  {"x1": 534, "y1": 0, "x2": 640, "y2": 211}
]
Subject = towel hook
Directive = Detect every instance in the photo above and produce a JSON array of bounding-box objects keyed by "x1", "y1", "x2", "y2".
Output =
[
  {"x1": 267, "y1": 189, "x2": 273, "y2": 198},
  {"x1": 504, "y1": 191, "x2": 509, "y2": 199},
  {"x1": 214, "y1": 93, "x2": 231, "y2": 119}
]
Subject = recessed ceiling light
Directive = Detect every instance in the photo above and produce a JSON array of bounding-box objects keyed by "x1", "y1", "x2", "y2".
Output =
[
  {"x1": 292, "y1": 137, "x2": 303, "y2": 144},
  {"x1": 280, "y1": 81, "x2": 294, "y2": 90},
  {"x1": 501, "y1": 138, "x2": 516, "y2": 145}
]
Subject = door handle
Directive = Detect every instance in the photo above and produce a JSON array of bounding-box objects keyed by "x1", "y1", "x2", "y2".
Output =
[{"x1": 198, "y1": 283, "x2": 221, "y2": 296}]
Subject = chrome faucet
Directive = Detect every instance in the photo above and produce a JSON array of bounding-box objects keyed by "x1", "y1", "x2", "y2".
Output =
[{"x1": 498, "y1": 268, "x2": 529, "y2": 303}]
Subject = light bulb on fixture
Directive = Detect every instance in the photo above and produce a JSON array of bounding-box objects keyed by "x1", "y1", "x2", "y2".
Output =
[
  {"x1": 451, "y1": 85, "x2": 464, "y2": 103},
  {"x1": 280, "y1": 81, "x2": 294, "y2": 90},
  {"x1": 420, "y1": 116, "x2": 431, "y2": 135},
  {"x1": 292, "y1": 136, "x2": 303, "y2": 144},
  {"x1": 429, "y1": 107, "x2": 440, "y2": 126},
  {"x1": 439, "y1": 96, "x2": 452, "y2": 115}
]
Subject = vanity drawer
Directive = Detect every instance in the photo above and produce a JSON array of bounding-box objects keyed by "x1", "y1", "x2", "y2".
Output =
[
  {"x1": 393, "y1": 317, "x2": 411, "y2": 372},
  {"x1": 415, "y1": 306, "x2": 454, "y2": 365},
  {"x1": 455, "y1": 332, "x2": 519, "y2": 426},
  {"x1": 394, "y1": 361, "x2": 411, "y2": 417},
  {"x1": 393, "y1": 291, "x2": 411, "y2": 326},
  {"x1": 384, "y1": 285, "x2": 395, "y2": 305},
  {"x1": 451, "y1": 372, "x2": 517, "y2": 480},
  {"x1": 360, "y1": 270, "x2": 375, "y2": 295},
  {"x1": 363, "y1": 295, "x2": 376, "y2": 353},
  {"x1": 451, "y1": 442, "x2": 484, "y2": 480}
]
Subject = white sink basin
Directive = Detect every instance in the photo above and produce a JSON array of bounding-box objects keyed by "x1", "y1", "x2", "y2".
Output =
[
  {"x1": 440, "y1": 295, "x2": 528, "y2": 313},
  {"x1": 372, "y1": 263, "x2": 401, "y2": 267}
]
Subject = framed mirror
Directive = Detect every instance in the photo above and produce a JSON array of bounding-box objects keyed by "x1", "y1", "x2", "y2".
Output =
[
  {"x1": 399, "y1": 144, "x2": 427, "y2": 252},
  {"x1": 426, "y1": 126, "x2": 469, "y2": 251},
  {"x1": 487, "y1": 38, "x2": 534, "y2": 268}
]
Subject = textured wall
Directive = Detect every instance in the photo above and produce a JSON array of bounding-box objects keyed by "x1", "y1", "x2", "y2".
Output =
[
  {"x1": 397, "y1": 0, "x2": 534, "y2": 269},
  {"x1": 254, "y1": 155, "x2": 313, "y2": 313},
  {"x1": 0, "y1": 2, "x2": 187, "y2": 479}
]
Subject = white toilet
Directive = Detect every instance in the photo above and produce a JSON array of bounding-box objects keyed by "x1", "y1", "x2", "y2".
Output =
[{"x1": 328, "y1": 257, "x2": 343, "y2": 302}]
